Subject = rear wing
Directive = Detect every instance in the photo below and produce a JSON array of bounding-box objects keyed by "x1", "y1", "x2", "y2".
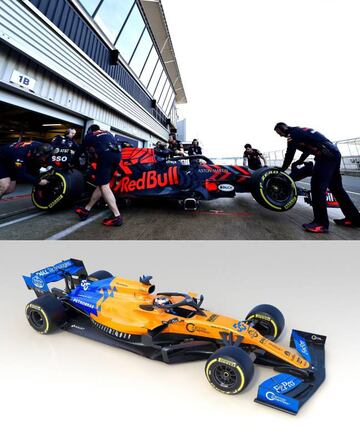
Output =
[{"x1": 23, "y1": 259, "x2": 87, "y2": 293}]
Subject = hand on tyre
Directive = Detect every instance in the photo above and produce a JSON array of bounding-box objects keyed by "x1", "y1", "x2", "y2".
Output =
[{"x1": 39, "y1": 179, "x2": 50, "y2": 186}]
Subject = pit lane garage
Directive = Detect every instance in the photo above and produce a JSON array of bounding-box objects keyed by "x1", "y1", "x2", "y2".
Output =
[{"x1": 0, "y1": 101, "x2": 83, "y2": 145}]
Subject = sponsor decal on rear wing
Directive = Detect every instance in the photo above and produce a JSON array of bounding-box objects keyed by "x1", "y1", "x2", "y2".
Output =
[{"x1": 23, "y1": 259, "x2": 87, "y2": 292}]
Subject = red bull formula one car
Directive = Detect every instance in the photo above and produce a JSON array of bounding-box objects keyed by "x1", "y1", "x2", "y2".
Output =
[
  {"x1": 24, "y1": 259, "x2": 326, "y2": 414},
  {"x1": 31, "y1": 146, "x2": 298, "y2": 212}
]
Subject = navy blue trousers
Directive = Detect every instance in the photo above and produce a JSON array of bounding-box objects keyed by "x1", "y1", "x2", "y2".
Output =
[{"x1": 311, "y1": 155, "x2": 360, "y2": 228}]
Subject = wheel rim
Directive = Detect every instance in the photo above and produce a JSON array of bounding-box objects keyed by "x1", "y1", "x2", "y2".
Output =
[
  {"x1": 256, "y1": 320, "x2": 275, "y2": 337},
  {"x1": 33, "y1": 176, "x2": 64, "y2": 206},
  {"x1": 213, "y1": 365, "x2": 237, "y2": 389},
  {"x1": 264, "y1": 175, "x2": 292, "y2": 204},
  {"x1": 29, "y1": 310, "x2": 45, "y2": 329}
]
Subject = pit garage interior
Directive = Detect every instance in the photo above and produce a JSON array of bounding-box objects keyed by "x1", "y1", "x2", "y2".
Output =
[{"x1": 0, "y1": 101, "x2": 84, "y2": 145}]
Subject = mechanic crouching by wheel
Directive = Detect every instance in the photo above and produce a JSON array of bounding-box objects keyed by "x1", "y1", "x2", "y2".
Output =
[
  {"x1": 243, "y1": 144, "x2": 266, "y2": 170},
  {"x1": 275, "y1": 122, "x2": 360, "y2": 232},
  {"x1": 75, "y1": 125, "x2": 123, "y2": 227},
  {"x1": 0, "y1": 140, "x2": 52, "y2": 199}
]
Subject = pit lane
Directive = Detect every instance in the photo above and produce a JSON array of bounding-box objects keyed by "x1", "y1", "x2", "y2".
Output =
[{"x1": 0, "y1": 177, "x2": 359, "y2": 240}]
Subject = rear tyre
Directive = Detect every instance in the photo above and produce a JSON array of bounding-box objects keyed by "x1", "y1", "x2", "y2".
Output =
[
  {"x1": 26, "y1": 296, "x2": 67, "y2": 334},
  {"x1": 250, "y1": 167, "x2": 297, "y2": 212},
  {"x1": 245, "y1": 304, "x2": 285, "y2": 341},
  {"x1": 32, "y1": 169, "x2": 85, "y2": 211},
  {"x1": 89, "y1": 270, "x2": 113, "y2": 280},
  {"x1": 205, "y1": 346, "x2": 254, "y2": 394}
]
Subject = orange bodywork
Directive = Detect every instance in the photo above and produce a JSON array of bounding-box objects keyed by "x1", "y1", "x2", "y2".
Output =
[{"x1": 88, "y1": 277, "x2": 310, "y2": 370}]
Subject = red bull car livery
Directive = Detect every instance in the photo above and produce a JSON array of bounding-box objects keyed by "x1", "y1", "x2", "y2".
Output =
[{"x1": 31, "y1": 147, "x2": 298, "y2": 212}]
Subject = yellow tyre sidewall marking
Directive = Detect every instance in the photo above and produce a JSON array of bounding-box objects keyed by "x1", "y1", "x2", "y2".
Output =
[
  {"x1": 26, "y1": 304, "x2": 50, "y2": 334},
  {"x1": 259, "y1": 172, "x2": 297, "y2": 211},
  {"x1": 247, "y1": 314, "x2": 278, "y2": 339},
  {"x1": 206, "y1": 358, "x2": 245, "y2": 394},
  {"x1": 32, "y1": 172, "x2": 67, "y2": 210}
]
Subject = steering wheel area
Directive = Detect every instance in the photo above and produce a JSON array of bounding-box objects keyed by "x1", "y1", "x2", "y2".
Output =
[{"x1": 155, "y1": 292, "x2": 205, "y2": 317}]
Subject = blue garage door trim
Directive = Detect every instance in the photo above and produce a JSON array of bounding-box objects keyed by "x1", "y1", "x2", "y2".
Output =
[{"x1": 28, "y1": 0, "x2": 168, "y2": 128}]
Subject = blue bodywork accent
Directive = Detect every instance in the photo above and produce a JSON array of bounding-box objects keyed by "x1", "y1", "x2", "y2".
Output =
[
  {"x1": 255, "y1": 329, "x2": 326, "y2": 414},
  {"x1": 23, "y1": 259, "x2": 86, "y2": 292},
  {"x1": 67, "y1": 278, "x2": 115, "y2": 316},
  {"x1": 233, "y1": 321, "x2": 247, "y2": 332},
  {"x1": 292, "y1": 330, "x2": 312, "y2": 363},
  {"x1": 256, "y1": 373, "x2": 303, "y2": 414}
]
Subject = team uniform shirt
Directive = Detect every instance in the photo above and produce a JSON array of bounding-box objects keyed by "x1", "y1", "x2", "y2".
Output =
[
  {"x1": 0, "y1": 141, "x2": 45, "y2": 184},
  {"x1": 50, "y1": 135, "x2": 79, "y2": 168},
  {"x1": 281, "y1": 126, "x2": 340, "y2": 171},
  {"x1": 243, "y1": 149, "x2": 263, "y2": 169},
  {"x1": 188, "y1": 145, "x2": 202, "y2": 156},
  {"x1": 82, "y1": 130, "x2": 121, "y2": 186}
]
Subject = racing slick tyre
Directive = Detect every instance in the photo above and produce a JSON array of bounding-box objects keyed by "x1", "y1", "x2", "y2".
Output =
[
  {"x1": 245, "y1": 304, "x2": 285, "y2": 341},
  {"x1": 26, "y1": 295, "x2": 67, "y2": 334},
  {"x1": 205, "y1": 346, "x2": 254, "y2": 394},
  {"x1": 32, "y1": 169, "x2": 85, "y2": 211},
  {"x1": 88, "y1": 270, "x2": 113, "y2": 280},
  {"x1": 250, "y1": 167, "x2": 297, "y2": 212}
]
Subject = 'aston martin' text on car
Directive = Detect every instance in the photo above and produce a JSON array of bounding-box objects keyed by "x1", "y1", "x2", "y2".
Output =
[{"x1": 31, "y1": 147, "x2": 298, "y2": 212}]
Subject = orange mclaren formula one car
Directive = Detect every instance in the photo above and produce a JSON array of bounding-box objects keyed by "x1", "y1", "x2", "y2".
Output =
[{"x1": 24, "y1": 259, "x2": 326, "y2": 415}]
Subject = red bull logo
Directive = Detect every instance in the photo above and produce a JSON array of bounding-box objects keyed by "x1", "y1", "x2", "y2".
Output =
[{"x1": 113, "y1": 166, "x2": 179, "y2": 193}]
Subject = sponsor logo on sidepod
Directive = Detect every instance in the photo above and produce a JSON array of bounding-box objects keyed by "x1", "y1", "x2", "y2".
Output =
[{"x1": 218, "y1": 184, "x2": 234, "y2": 192}]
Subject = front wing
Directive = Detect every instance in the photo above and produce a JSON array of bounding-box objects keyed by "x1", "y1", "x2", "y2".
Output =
[{"x1": 255, "y1": 330, "x2": 326, "y2": 414}]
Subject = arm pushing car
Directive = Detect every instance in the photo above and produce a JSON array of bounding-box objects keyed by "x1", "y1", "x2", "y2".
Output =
[
  {"x1": 24, "y1": 258, "x2": 326, "y2": 415},
  {"x1": 275, "y1": 122, "x2": 360, "y2": 232}
]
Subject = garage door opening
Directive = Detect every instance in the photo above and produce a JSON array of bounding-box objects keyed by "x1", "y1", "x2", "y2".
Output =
[{"x1": 0, "y1": 101, "x2": 84, "y2": 146}]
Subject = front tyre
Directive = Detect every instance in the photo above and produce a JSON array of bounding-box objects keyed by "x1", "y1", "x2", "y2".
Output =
[
  {"x1": 26, "y1": 296, "x2": 67, "y2": 334},
  {"x1": 205, "y1": 347, "x2": 254, "y2": 394},
  {"x1": 32, "y1": 169, "x2": 85, "y2": 211},
  {"x1": 250, "y1": 168, "x2": 297, "y2": 212},
  {"x1": 245, "y1": 304, "x2": 285, "y2": 341}
]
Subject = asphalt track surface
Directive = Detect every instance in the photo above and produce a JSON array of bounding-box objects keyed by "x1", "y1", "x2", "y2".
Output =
[{"x1": 0, "y1": 176, "x2": 359, "y2": 240}]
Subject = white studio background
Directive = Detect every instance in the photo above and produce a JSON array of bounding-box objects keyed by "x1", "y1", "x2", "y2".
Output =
[
  {"x1": 0, "y1": 240, "x2": 358, "y2": 440},
  {"x1": 162, "y1": 0, "x2": 360, "y2": 155}
]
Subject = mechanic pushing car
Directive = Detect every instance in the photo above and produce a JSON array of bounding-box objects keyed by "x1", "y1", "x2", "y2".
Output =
[
  {"x1": 50, "y1": 128, "x2": 81, "y2": 169},
  {"x1": 243, "y1": 144, "x2": 266, "y2": 170},
  {"x1": 75, "y1": 124, "x2": 123, "y2": 226},
  {"x1": 0, "y1": 139, "x2": 52, "y2": 199},
  {"x1": 275, "y1": 122, "x2": 360, "y2": 232}
]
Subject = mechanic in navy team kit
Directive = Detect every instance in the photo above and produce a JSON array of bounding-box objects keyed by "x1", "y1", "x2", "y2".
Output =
[
  {"x1": 243, "y1": 144, "x2": 266, "y2": 170},
  {"x1": 188, "y1": 139, "x2": 202, "y2": 156},
  {"x1": 275, "y1": 122, "x2": 360, "y2": 232},
  {"x1": 0, "y1": 139, "x2": 52, "y2": 199},
  {"x1": 50, "y1": 128, "x2": 80, "y2": 169},
  {"x1": 75, "y1": 124, "x2": 123, "y2": 226}
]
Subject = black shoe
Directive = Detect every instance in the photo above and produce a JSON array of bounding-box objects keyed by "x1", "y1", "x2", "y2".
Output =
[
  {"x1": 75, "y1": 206, "x2": 90, "y2": 221},
  {"x1": 302, "y1": 222, "x2": 329, "y2": 233},
  {"x1": 334, "y1": 218, "x2": 360, "y2": 227},
  {"x1": 102, "y1": 215, "x2": 123, "y2": 226}
]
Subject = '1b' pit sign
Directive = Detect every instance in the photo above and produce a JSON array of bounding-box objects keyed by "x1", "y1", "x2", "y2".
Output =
[{"x1": 10, "y1": 70, "x2": 36, "y2": 92}]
